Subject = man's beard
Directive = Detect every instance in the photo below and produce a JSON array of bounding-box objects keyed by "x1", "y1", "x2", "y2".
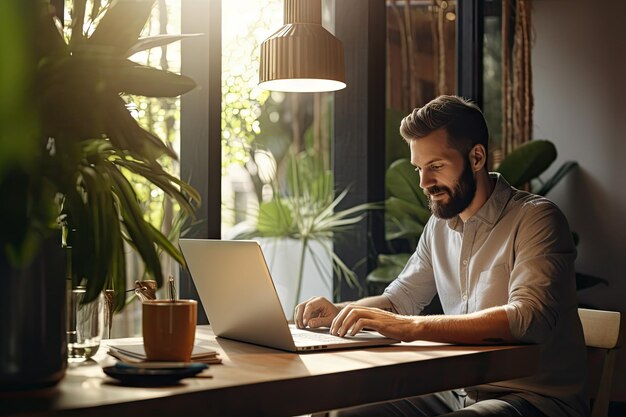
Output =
[{"x1": 425, "y1": 159, "x2": 477, "y2": 219}]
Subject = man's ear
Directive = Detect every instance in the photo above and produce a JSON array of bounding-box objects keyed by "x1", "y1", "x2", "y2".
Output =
[{"x1": 469, "y1": 144, "x2": 487, "y2": 172}]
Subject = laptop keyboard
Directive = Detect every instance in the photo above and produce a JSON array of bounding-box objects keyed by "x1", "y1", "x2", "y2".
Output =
[
  {"x1": 292, "y1": 331, "x2": 356, "y2": 344},
  {"x1": 291, "y1": 328, "x2": 367, "y2": 345}
]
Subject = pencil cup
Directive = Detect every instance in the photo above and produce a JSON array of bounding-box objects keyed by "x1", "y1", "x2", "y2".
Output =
[{"x1": 142, "y1": 299, "x2": 197, "y2": 362}]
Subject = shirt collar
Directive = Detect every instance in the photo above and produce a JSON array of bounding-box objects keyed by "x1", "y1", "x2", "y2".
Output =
[{"x1": 446, "y1": 172, "x2": 513, "y2": 232}]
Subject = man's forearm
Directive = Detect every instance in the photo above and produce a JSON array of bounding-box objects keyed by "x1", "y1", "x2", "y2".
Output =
[
  {"x1": 332, "y1": 299, "x2": 516, "y2": 345},
  {"x1": 414, "y1": 306, "x2": 516, "y2": 344},
  {"x1": 336, "y1": 295, "x2": 395, "y2": 312}
]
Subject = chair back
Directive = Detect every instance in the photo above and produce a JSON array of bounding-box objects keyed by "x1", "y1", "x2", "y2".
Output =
[{"x1": 578, "y1": 308, "x2": 621, "y2": 417}]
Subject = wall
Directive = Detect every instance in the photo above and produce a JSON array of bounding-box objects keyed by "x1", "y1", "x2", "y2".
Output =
[{"x1": 532, "y1": 0, "x2": 626, "y2": 400}]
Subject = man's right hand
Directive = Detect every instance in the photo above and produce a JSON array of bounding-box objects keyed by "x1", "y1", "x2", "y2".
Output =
[{"x1": 294, "y1": 297, "x2": 340, "y2": 329}]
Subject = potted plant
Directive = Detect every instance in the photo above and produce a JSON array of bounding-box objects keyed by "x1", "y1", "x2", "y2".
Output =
[
  {"x1": 0, "y1": 0, "x2": 199, "y2": 389},
  {"x1": 234, "y1": 150, "x2": 379, "y2": 318}
]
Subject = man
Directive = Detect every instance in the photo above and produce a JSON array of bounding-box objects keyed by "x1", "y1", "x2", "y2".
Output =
[{"x1": 295, "y1": 95, "x2": 588, "y2": 417}]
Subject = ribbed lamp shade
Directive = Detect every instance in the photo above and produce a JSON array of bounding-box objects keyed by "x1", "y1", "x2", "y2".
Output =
[{"x1": 259, "y1": 0, "x2": 346, "y2": 92}]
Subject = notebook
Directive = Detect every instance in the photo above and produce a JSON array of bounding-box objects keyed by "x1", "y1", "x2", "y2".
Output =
[
  {"x1": 108, "y1": 343, "x2": 222, "y2": 364},
  {"x1": 179, "y1": 238, "x2": 399, "y2": 352}
]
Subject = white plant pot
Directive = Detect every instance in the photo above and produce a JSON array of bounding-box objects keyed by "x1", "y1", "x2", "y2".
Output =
[{"x1": 255, "y1": 237, "x2": 333, "y2": 320}]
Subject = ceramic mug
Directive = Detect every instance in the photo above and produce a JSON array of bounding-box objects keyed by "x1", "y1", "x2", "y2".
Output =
[{"x1": 142, "y1": 299, "x2": 197, "y2": 362}]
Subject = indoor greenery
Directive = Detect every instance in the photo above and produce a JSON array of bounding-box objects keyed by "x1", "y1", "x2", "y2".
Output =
[
  {"x1": 2, "y1": 0, "x2": 199, "y2": 308},
  {"x1": 235, "y1": 150, "x2": 379, "y2": 306}
]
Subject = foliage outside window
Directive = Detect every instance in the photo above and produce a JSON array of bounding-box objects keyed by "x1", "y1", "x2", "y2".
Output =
[{"x1": 221, "y1": 0, "x2": 333, "y2": 237}]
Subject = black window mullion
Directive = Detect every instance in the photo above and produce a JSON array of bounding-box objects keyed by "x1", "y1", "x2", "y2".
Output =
[
  {"x1": 457, "y1": 0, "x2": 484, "y2": 108},
  {"x1": 180, "y1": 0, "x2": 221, "y2": 322},
  {"x1": 333, "y1": 0, "x2": 386, "y2": 302}
]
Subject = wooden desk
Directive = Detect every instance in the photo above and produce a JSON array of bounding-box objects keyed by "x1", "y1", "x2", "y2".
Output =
[{"x1": 1, "y1": 326, "x2": 541, "y2": 417}]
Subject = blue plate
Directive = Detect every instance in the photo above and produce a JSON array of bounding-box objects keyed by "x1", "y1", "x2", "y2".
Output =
[{"x1": 103, "y1": 363, "x2": 207, "y2": 386}]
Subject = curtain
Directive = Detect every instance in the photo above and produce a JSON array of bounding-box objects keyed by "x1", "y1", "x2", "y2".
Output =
[{"x1": 502, "y1": 0, "x2": 533, "y2": 157}]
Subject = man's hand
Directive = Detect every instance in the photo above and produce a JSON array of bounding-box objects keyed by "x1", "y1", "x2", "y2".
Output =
[
  {"x1": 294, "y1": 297, "x2": 340, "y2": 329},
  {"x1": 330, "y1": 304, "x2": 419, "y2": 341}
]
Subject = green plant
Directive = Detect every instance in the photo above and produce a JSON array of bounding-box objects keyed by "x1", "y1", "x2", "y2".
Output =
[
  {"x1": 368, "y1": 139, "x2": 607, "y2": 292},
  {"x1": 235, "y1": 150, "x2": 379, "y2": 306},
  {"x1": 2, "y1": 0, "x2": 200, "y2": 308}
]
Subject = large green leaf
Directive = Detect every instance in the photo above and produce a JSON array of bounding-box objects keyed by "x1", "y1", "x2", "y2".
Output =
[
  {"x1": 366, "y1": 253, "x2": 412, "y2": 284},
  {"x1": 535, "y1": 161, "x2": 578, "y2": 196},
  {"x1": 109, "y1": 167, "x2": 164, "y2": 287},
  {"x1": 576, "y1": 272, "x2": 609, "y2": 291},
  {"x1": 105, "y1": 95, "x2": 178, "y2": 160},
  {"x1": 78, "y1": 165, "x2": 117, "y2": 302},
  {"x1": 145, "y1": 222, "x2": 185, "y2": 266},
  {"x1": 68, "y1": 0, "x2": 87, "y2": 50},
  {"x1": 386, "y1": 196, "x2": 431, "y2": 225},
  {"x1": 385, "y1": 215, "x2": 424, "y2": 241},
  {"x1": 87, "y1": 0, "x2": 156, "y2": 56},
  {"x1": 108, "y1": 207, "x2": 127, "y2": 311},
  {"x1": 113, "y1": 61, "x2": 196, "y2": 97},
  {"x1": 386, "y1": 158, "x2": 428, "y2": 207},
  {"x1": 496, "y1": 140, "x2": 557, "y2": 187},
  {"x1": 115, "y1": 158, "x2": 200, "y2": 215},
  {"x1": 126, "y1": 34, "x2": 202, "y2": 57}
]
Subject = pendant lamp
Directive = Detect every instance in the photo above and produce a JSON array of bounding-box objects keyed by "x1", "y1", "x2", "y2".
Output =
[{"x1": 259, "y1": 0, "x2": 346, "y2": 92}]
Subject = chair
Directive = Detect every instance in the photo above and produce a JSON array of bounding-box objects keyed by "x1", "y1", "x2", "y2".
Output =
[{"x1": 578, "y1": 308, "x2": 622, "y2": 417}]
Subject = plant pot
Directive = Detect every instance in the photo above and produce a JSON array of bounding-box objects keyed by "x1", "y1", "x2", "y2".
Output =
[
  {"x1": 0, "y1": 237, "x2": 67, "y2": 390},
  {"x1": 256, "y1": 237, "x2": 333, "y2": 320}
]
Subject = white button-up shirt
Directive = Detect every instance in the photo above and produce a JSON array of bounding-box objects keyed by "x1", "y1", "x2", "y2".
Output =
[{"x1": 384, "y1": 173, "x2": 588, "y2": 417}]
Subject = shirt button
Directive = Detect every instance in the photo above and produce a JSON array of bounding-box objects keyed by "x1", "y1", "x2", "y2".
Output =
[
  {"x1": 462, "y1": 259, "x2": 468, "y2": 266},
  {"x1": 462, "y1": 294, "x2": 468, "y2": 301}
]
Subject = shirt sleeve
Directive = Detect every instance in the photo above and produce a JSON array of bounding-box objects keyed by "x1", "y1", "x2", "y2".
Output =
[
  {"x1": 383, "y1": 218, "x2": 438, "y2": 315},
  {"x1": 503, "y1": 199, "x2": 578, "y2": 344}
]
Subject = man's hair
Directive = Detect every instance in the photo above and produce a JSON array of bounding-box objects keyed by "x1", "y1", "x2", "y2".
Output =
[{"x1": 399, "y1": 95, "x2": 489, "y2": 157}]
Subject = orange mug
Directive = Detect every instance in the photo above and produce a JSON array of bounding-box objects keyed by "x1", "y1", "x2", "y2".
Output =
[{"x1": 142, "y1": 299, "x2": 197, "y2": 362}]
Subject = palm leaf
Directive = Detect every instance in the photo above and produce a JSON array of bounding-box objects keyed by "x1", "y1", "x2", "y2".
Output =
[
  {"x1": 145, "y1": 222, "x2": 185, "y2": 265},
  {"x1": 114, "y1": 157, "x2": 200, "y2": 215},
  {"x1": 68, "y1": 0, "x2": 87, "y2": 50},
  {"x1": 105, "y1": 95, "x2": 177, "y2": 159},
  {"x1": 113, "y1": 61, "x2": 196, "y2": 97},
  {"x1": 81, "y1": 167, "x2": 107, "y2": 298},
  {"x1": 258, "y1": 199, "x2": 294, "y2": 237},
  {"x1": 126, "y1": 34, "x2": 202, "y2": 57},
  {"x1": 109, "y1": 167, "x2": 164, "y2": 287},
  {"x1": 88, "y1": 0, "x2": 156, "y2": 56},
  {"x1": 109, "y1": 208, "x2": 127, "y2": 311}
]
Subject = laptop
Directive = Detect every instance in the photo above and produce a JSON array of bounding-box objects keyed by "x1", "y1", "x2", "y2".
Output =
[{"x1": 179, "y1": 238, "x2": 399, "y2": 352}]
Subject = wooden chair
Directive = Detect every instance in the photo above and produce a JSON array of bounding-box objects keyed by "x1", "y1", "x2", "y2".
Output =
[{"x1": 578, "y1": 308, "x2": 622, "y2": 417}]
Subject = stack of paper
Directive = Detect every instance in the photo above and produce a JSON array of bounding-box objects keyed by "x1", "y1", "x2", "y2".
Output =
[{"x1": 108, "y1": 343, "x2": 222, "y2": 365}]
